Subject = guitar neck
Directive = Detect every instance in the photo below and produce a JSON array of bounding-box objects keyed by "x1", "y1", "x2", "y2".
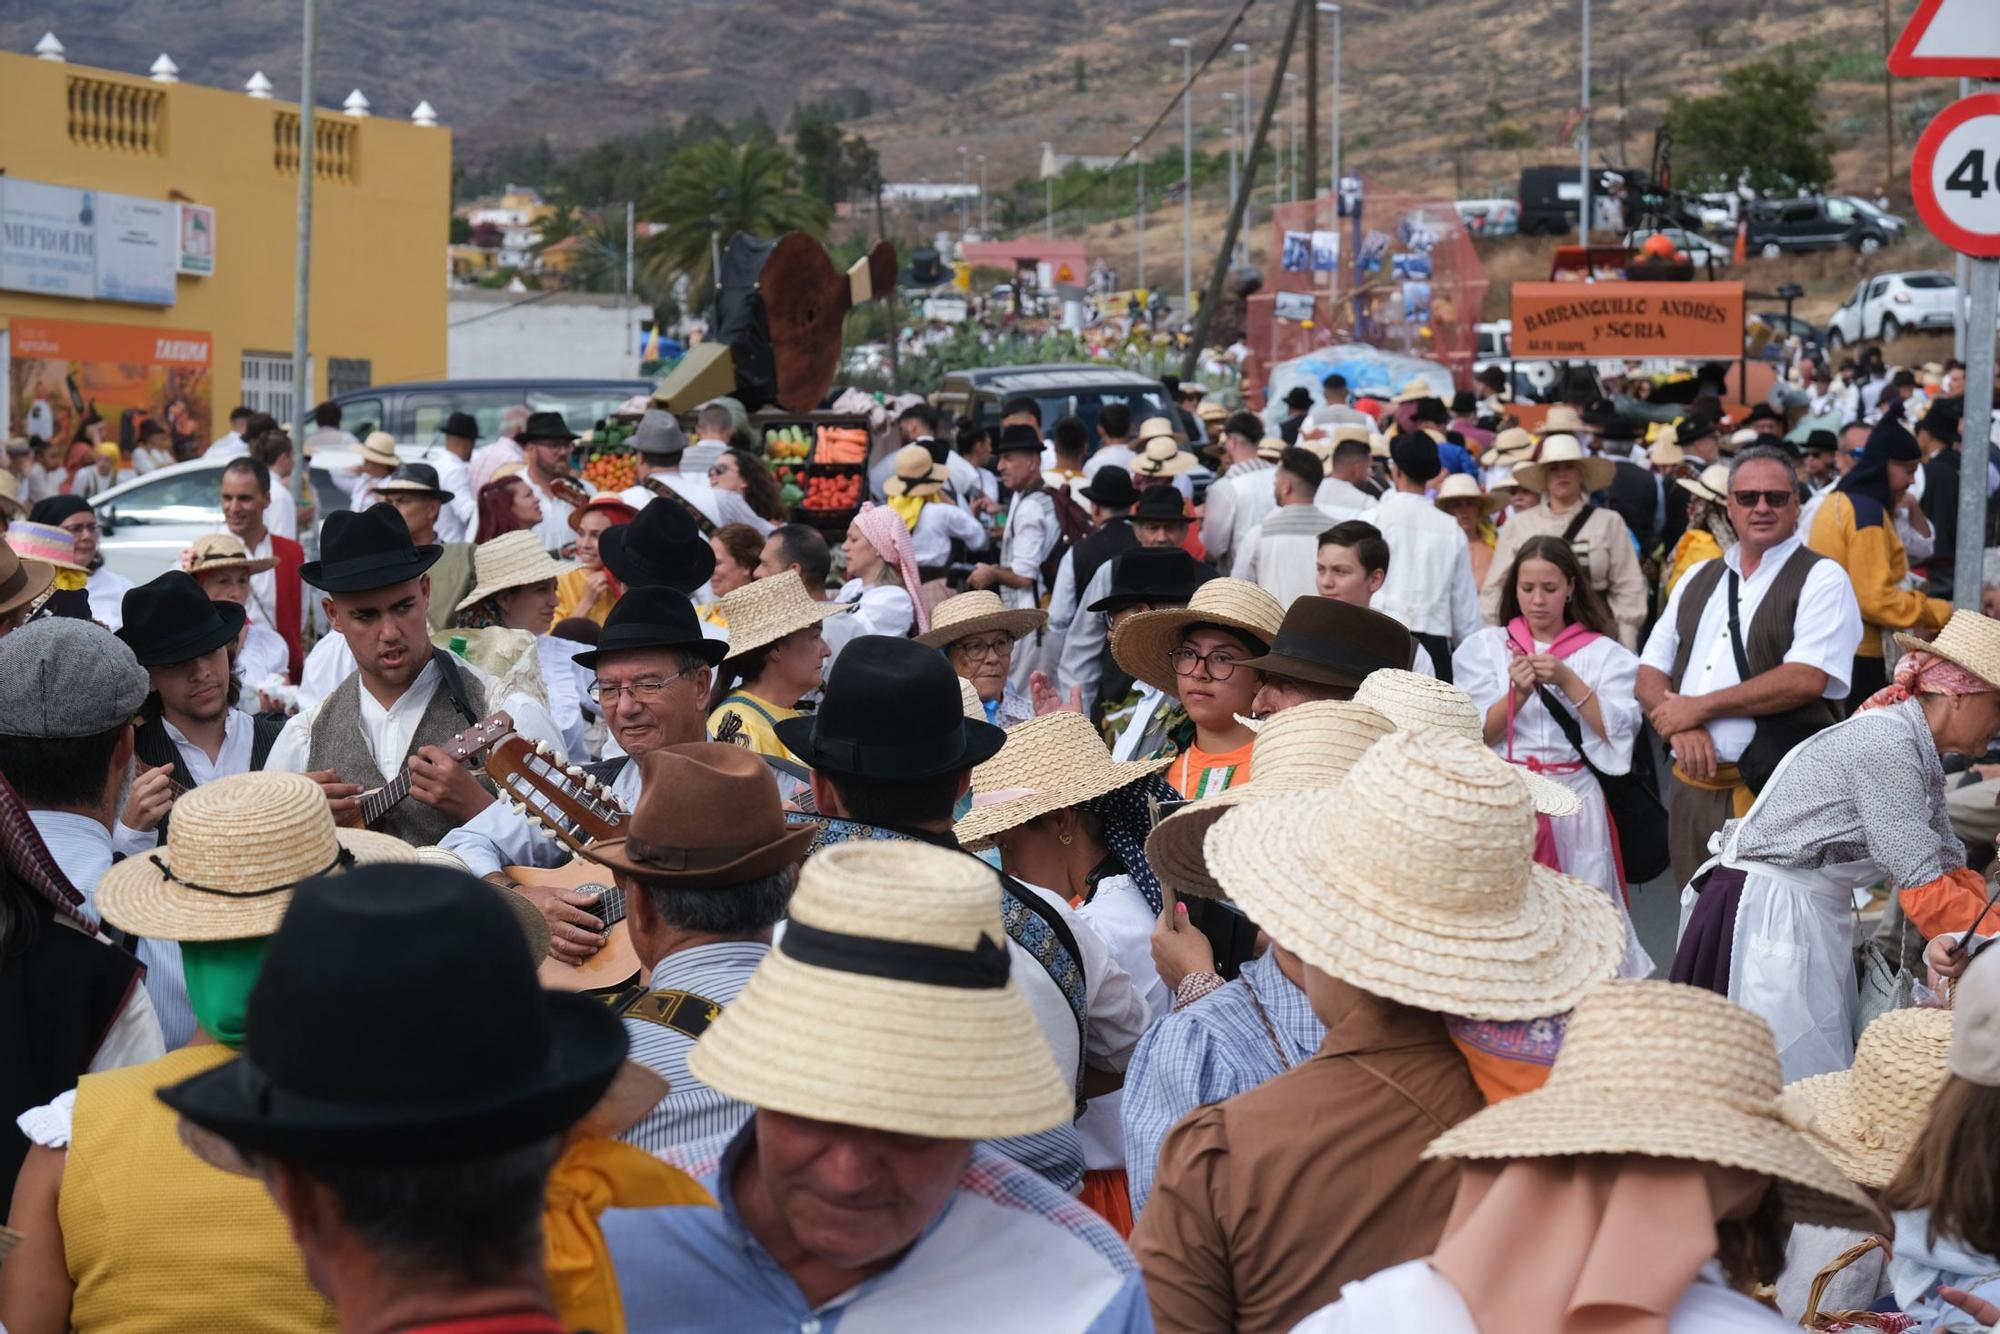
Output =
[{"x1": 360, "y1": 768, "x2": 415, "y2": 827}]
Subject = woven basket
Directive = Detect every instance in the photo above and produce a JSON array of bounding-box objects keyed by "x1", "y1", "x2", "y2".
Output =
[{"x1": 1800, "y1": 1236, "x2": 1914, "y2": 1332}]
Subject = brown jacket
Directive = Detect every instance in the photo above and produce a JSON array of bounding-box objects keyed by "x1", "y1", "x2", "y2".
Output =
[{"x1": 1130, "y1": 980, "x2": 1484, "y2": 1333}]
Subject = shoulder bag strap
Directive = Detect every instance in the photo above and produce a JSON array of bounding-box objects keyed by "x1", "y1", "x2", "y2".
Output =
[
  {"x1": 644, "y1": 476, "x2": 718, "y2": 537},
  {"x1": 1533, "y1": 682, "x2": 1605, "y2": 780},
  {"x1": 996, "y1": 871, "x2": 1088, "y2": 1081},
  {"x1": 1723, "y1": 570, "x2": 1755, "y2": 683},
  {"x1": 429, "y1": 646, "x2": 481, "y2": 727},
  {"x1": 1560, "y1": 503, "x2": 1597, "y2": 544},
  {"x1": 1338, "y1": 1053, "x2": 1453, "y2": 1134}
]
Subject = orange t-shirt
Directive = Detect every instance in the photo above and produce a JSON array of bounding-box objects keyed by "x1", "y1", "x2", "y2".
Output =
[{"x1": 1170, "y1": 740, "x2": 1255, "y2": 799}]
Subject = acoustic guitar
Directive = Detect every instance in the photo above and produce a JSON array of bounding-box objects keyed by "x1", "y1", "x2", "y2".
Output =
[
  {"x1": 356, "y1": 711, "x2": 515, "y2": 829},
  {"x1": 483, "y1": 734, "x2": 643, "y2": 994}
]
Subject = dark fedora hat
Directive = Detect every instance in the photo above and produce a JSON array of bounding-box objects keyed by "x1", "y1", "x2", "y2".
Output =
[
  {"x1": 117, "y1": 571, "x2": 248, "y2": 668},
  {"x1": 440, "y1": 411, "x2": 479, "y2": 442},
  {"x1": 1133, "y1": 485, "x2": 1190, "y2": 523},
  {"x1": 1283, "y1": 385, "x2": 1314, "y2": 410},
  {"x1": 572, "y1": 584, "x2": 726, "y2": 670},
  {"x1": 583, "y1": 744, "x2": 814, "y2": 881},
  {"x1": 158, "y1": 864, "x2": 627, "y2": 1168},
  {"x1": 299, "y1": 502, "x2": 443, "y2": 594},
  {"x1": 774, "y1": 636, "x2": 1005, "y2": 782},
  {"x1": 1803, "y1": 429, "x2": 1839, "y2": 454},
  {"x1": 1239, "y1": 595, "x2": 1414, "y2": 691},
  {"x1": 598, "y1": 497, "x2": 716, "y2": 593},
  {"x1": 993, "y1": 423, "x2": 1045, "y2": 457},
  {"x1": 519, "y1": 410, "x2": 579, "y2": 444},
  {"x1": 1087, "y1": 546, "x2": 1214, "y2": 614},
  {"x1": 1078, "y1": 466, "x2": 1139, "y2": 509},
  {"x1": 376, "y1": 462, "x2": 454, "y2": 503}
]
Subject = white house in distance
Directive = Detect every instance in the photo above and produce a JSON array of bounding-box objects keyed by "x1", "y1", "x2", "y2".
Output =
[{"x1": 1040, "y1": 142, "x2": 1120, "y2": 179}]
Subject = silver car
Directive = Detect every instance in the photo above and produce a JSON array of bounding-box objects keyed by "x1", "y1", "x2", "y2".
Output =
[{"x1": 87, "y1": 456, "x2": 357, "y2": 585}]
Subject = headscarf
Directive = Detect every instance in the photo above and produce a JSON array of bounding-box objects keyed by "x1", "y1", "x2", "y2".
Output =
[
  {"x1": 1857, "y1": 648, "x2": 1997, "y2": 713},
  {"x1": 854, "y1": 502, "x2": 929, "y2": 634},
  {"x1": 1836, "y1": 418, "x2": 1921, "y2": 509},
  {"x1": 181, "y1": 935, "x2": 271, "y2": 1048},
  {"x1": 1078, "y1": 772, "x2": 1178, "y2": 915}
]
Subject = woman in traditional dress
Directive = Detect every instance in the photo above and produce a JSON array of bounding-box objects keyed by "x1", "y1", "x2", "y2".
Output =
[
  {"x1": 834, "y1": 502, "x2": 925, "y2": 639},
  {"x1": 552, "y1": 495, "x2": 636, "y2": 627}
]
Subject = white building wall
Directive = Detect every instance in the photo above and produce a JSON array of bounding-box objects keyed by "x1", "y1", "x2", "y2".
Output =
[{"x1": 447, "y1": 290, "x2": 649, "y2": 379}]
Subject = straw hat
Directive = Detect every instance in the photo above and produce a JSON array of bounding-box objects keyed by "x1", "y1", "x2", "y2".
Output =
[
  {"x1": 1352, "y1": 669, "x2": 1581, "y2": 817},
  {"x1": 1256, "y1": 436, "x2": 1286, "y2": 461},
  {"x1": 955, "y1": 711, "x2": 1173, "y2": 850},
  {"x1": 96, "y1": 771, "x2": 416, "y2": 941},
  {"x1": 1196, "y1": 400, "x2": 1229, "y2": 427},
  {"x1": 915, "y1": 589, "x2": 1048, "y2": 650},
  {"x1": 1392, "y1": 377, "x2": 1434, "y2": 405},
  {"x1": 1894, "y1": 608, "x2": 2000, "y2": 688},
  {"x1": 358, "y1": 431, "x2": 400, "y2": 469},
  {"x1": 1788, "y1": 1006, "x2": 1952, "y2": 1189},
  {"x1": 1725, "y1": 428, "x2": 1761, "y2": 455},
  {"x1": 184, "y1": 532, "x2": 277, "y2": 577},
  {"x1": 1147, "y1": 701, "x2": 1394, "y2": 898},
  {"x1": 1131, "y1": 436, "x2": 1197, "y2": 479},
  {"x1": 1425, "y1": 980, "x2": 1886, "y2": 1233},
  {"x1": 7, "y1": 521, "x2": 87, "y2": 574},
  {"x1": 1512, "y1": 434, "x2": 1615, "y2": 494},
  {"x1": 959, "y1": 676, "x2": 984, "y2": 720},
  {"x1": 882, "y1": 443, "x2": 949, "y2": 499},
  {"x1": 1433, "y1": 472, "x2": 1508, "y2": 516},
  {"x1": 0, "y1": 471, "x2": 23, "y2": 520},
  {"x1": 1138, "y1": 415, "x2": 1186, "y2": 445},
  {"x1": 1111, "y1": 577, "x2": 1286, "y2": 694},
  {"x1": 1205, "y1": 729, "x2": 1624, "y2": 1020},
  {"x1": 715, "y1": 569, "x2": 853, "y2": 661},
  {"x1": 455, "y1": 531, "x2": 579, "y2": 611},
  {"x1": 1676, "y1": 462, "x2": 1730, "y2": 506},
  {"x1": 686, "y1": 840, "x2": 1074, "y2": 1138},
  {"x1": 1485, "y1": 426, "x2": 1537, "y2": 466},
  {"x1": 1369, "y1": 432, "x2": 1392, "y2": 459},
  {"x1": 1537, "y1": 404, "x2": 1587, "y2": 436},
  {"x1": 1648, "y1": 437, "x2": 1688, "y2": 469}
]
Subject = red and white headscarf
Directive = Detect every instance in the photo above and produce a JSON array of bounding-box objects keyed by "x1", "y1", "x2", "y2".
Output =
[
  {"x1": 1858, "y1": 649, "x2": 1996, "y2": 712},
  {"x1": 854, "y1": 502, "x2": 929, "y2": 634}
]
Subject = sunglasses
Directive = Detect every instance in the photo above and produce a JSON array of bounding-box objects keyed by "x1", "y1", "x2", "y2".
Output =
[{"x1": 1730, "y1": 489, "x2": 1794, "y2": 511}]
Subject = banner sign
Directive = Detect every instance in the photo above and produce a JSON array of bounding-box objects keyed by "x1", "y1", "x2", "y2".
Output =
[
  {"x1": 177, "y1": 203, "x2": 217, "y2": 276},
  {"x1": 95, "y1": 192, "x2": 177, "y2": 304},
  {"x1": 0, "y1": 179, "x2": 97, "y2": 299},
  {"x1": 6, "y1": 317, "x2": 213, "y2": 451},
  {"x1": 1509, "y1": 281, "x2": 1745, "y2": 359}
]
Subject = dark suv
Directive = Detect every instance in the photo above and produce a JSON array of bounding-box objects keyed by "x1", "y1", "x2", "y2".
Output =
[{"x1": 1744, "y1": 197, "x2": 1896, "y2": 259}]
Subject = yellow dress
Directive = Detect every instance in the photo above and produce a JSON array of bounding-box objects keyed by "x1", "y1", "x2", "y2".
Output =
[
  {"x1": 61, "y1": 1044, "x2": 337, "y2": 1333},
  {"x1": 552, "y1": 566, "x2": 617, "y2": 627},
  {"x1": 706, "y1": 690, "x2": 801, "y2": 760}
]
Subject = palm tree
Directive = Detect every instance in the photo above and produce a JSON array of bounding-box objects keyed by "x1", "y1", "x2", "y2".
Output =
[{"x1": 639, "y1": 139, "x2": 831, "y2": 304}]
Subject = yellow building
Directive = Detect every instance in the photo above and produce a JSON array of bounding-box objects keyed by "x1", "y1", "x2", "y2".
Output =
[{"x1": 0, "y1": 48, "x2": 450, "y2": 451}]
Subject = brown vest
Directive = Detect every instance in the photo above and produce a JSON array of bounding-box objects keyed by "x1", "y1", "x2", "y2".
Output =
[{"x1": 305, "y1": 658, "x2": 489, "y2": 846}]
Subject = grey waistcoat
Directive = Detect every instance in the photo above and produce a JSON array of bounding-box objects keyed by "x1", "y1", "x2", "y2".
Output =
[{"x1": 306, "y1": 663, "x2": 489, "y2": 848}]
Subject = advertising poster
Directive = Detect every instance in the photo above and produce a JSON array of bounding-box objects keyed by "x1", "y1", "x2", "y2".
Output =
[
  {"x1": 178, "y1": 203, "x2": 217, "y2": 276},
  {"x1": 0, "y1": 179, "x2": 96, "y2": 299},
  {"x1": 6, "y1": 317, "x2": 212, "y2": 453},
  {"x1": 95, "y1": 192, "x2": 178, "y2": 305}
]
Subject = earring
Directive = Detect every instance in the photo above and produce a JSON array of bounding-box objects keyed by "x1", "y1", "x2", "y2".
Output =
[{"x1": 1058, "y1": 830, "x2": 1073, "y2": 846}]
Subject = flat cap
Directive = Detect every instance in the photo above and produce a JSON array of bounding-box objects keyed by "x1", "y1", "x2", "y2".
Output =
[{"x1": 0, "y1": 618, "x2": 149, "y2": 738}]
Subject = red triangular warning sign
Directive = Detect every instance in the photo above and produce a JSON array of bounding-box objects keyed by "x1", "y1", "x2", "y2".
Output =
[{"x1": 1889, "y1": 0, "x2": 2000, "y2": 78}]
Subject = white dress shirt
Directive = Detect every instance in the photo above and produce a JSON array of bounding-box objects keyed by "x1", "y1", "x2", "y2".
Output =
[
  {"x1": 1639, "y1": 535, "x2": 1862, "y2": 763},
  {"x1": 1370, "y1": 490, "x2": 1482, "y2": 642},
  {"x1": 834, "y1": 579, "x2": 914, "y2": 638},
  {"x1": 85, "y1": 566, "x2": 133, "y2": 630},
  {"x1": 1314, "y1": 476, "x2": 1380, "y2": 524},
  {"x1": 1057, "y1": 559, "x2": 1118, "y2": 716},
  {"x1": 207, "y1": 431, "x2": 247, "y2": 459},
  {"x1": 1199, "y1": 459, "x2": 1276, "y2": 571},
  {"x1": 1232, "y1": 502, "x2": 1329, "y2": 609},
  {"x1": 424, "y1": 445, "x2": 478, "y2": 544},
  {"x1": 1073, "y1": 872, "x2": 1168, "y2": 1171},
  {"x1": 620, "y1": 471, "x2": 771, "y2": 536},
  {"x1": 525, "y1": 473, "x2": 587, "y2": 554},
  {"x1": 1085, "y1": 443, "x2": 1136, "y2": 478},
  {"x1": 910, "y1": 500, "x2": 989, "y2": 568},
  {"x1": 442, "y1": 751, "x2": 645, "y2": 879},
  {"x1": 263, "y1": 485, "x2": 298, "y2": 542},
  {"x1": 236, "y1": 622, "x2": 291, "y2": 697}
]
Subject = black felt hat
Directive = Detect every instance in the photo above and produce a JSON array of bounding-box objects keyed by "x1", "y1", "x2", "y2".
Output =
[
  {"x1": 117, "y1": 571, "x2": 247, "y2": 667},
  {"x1": 1086, "y1": 546, "x2": 1213, "y2": 613},
  {"x1": 1078, "y1": 466, "x2": 1139, "y2": 509},
  {"x1": 157, "y1": 865, "x2": 627, "y2": 1168},
  {"x1": 1133, "y1": 486, "x2": 1190, "y2": 523},
  {"x1": 519, "y1": 410, "x2": 579, "y2": 444},
  {"x1": 440, "y1": 411, "x2": 480, "y2": 442},
  {"x1": 377, "y1": 462, "x2": 454, "y2": 503},
  {"x1": 993, "y1": 424, "x2": 1045, "y2": 457},
  {"x1": 1239, "y1": 595, "x2": 1414, "y2": 690},
  {"x1": 773, "y1": 636, "x2": 1006, "y2": 782},
  {"x1": 298, "y1": 503, "x2": 443, "y2": 594},
  {"x1": 598, "y1": 497, "x2": 717, "y2": 594},
  {"x1": 572, "y1": 585, "x2": 727, "y2": 670}
]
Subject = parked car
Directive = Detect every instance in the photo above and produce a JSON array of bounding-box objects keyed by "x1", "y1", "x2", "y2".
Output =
[
  {"x1": 933, "y1": 365, "x2": 1172, "y2": 449},
  {"x1": 1744, "y1": 197, "x2": 1897, "y2": 258},
  {"x1": 1456, "y1": 198, "x2": 1519, "y2": 238},
  {"x1": 327, "y1": 377, "x2": 652, "y2": 448},
  {"x1": 1844, "y1": 197, "x2": 1909, "y2": 243},
  {"x1": 88, "y1": 457, "x2": 353, "y2": 585},
  {"x1": 1825, "y1": 270, "x2": 1959, "y2": 347},
  {"x1": 1623, "y1": 226, "x2": 1732, "y2": 269}
]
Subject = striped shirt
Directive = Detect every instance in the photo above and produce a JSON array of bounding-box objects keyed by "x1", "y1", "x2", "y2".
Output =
[
  {"x1": 1169, "y1": 739, "x2": 1255, "y2": 799},
  {"x1": 619, "y1": 941, "x2": 766, "y2": 1154},
  {"x1": 1120, "y1": 947, "x2": 1324, "y2": 1215}
]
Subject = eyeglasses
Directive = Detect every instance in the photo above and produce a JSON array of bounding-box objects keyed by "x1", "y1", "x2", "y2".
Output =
[
  {"x1": 587, "y1": 669, "x2": 691, "y2": 704},
  {"x1": 61, "y1": 521, "x2": 100, "y2": 537},
  {"x1": 949, "y1": 635, "x2": 1013, "y2": 663},
  {"x1": 1730, "y1": 489, "x2": 1795, "y2": 511},
  {"x1": 1173, "y1": 646, "x2": 1246, "y2": 680}
]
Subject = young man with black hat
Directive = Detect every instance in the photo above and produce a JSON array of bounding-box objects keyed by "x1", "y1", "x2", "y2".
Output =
[
  {"x1": 1045, "y1": 466, "x2": 1141, "y2": 680},
  {"x1": 157, "y1": 863, "x2": 631, "y2": 1334},
  {"x1": 513, "y1": 410, "x2": 592, "y2": 553},
  {"x1": 775, "y1": 636, "x2": 1151, "y2": 1195},
  {"x1": 1802, "y1": 428, "x2": 1840, "y2": 502},
  {"x1": 619, "y1": 409, "x2": 769, "y2": 537},
  {"x1": 1199, "y1": 411, "x2": 1276, "y2": 574},
  {"x1": 1596, "y1": 414, "x2": 1665, "y2": 551},
  {"x1": 377, "y1": 462, "x2": 477, "y2": 629},
  {"x1": 1091, "y1": 546, "x2": 1216, "y2": 760},
  {"x1": 1371, "y1": 433, "x2": 1480, "y2": 682},
  {"x1": 265, "y1": 504, "x2": 568, "y2": 846},
  {"x1": 423, "y1": 410, "x2": 480, "y2": 543},
  {"x1": 1058, "y1": 487, "x2": 1208, "y2": 719},
  {"x1": 1277, "y1": 385, "x2": 1314, "y2": 445},
  {"x1": 967, "y1": 424, "x2": 1062, "y2": 697}
]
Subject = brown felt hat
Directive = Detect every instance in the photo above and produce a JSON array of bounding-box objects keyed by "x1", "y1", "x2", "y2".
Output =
[{"x1": 581, "y1": 742, "x2": 815, "y2": 882}]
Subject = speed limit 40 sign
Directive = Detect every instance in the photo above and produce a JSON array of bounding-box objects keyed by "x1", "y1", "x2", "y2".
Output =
[{"x1": 1914, "y1": 92, "x2": 2000, "y2": 258}]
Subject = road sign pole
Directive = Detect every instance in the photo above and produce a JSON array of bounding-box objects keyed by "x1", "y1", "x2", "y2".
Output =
[{"x1": 1957, "y1": 256, "x2": 1998, "y2": 608}]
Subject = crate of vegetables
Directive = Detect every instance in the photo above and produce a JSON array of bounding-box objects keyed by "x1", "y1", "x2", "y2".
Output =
[
  {"x1": 754, "y1": 412, "x2": 876, "y2": 529},
  {"x1": 577, "y1": 421, "x2": 640, "y2": 494}
]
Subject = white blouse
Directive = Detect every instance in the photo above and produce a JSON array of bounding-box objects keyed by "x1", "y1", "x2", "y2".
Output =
[
  {"x1": 835, "y1": 579, "x2": 915, "y2": 639},
  {"x1": 1452, "y1": 626, "x2": 1642, "y2": 776}
]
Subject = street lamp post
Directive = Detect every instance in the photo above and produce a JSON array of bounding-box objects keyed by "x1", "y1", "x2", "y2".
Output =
[
  {"x1": 1133, "y1": 134, "x2": 1146, "y2": 294},
  {"x1": 957, "y1": 145, "x2": 968, "y2": 238},
  {"x1": 1234, "y1": 41, "x2": 1251, "y2": 264},
  {"x1": 1318, "y1": 4, "x2": 1341, "y2": 216},
  {"x1": 1284, "y1": 72, "x2": 1300, "y2": 204},
  {"x1": 1223, "y1": 91, "x2": 1239, "y2": 259},
  {"x1": 976, "y1": 154, "x2": 988, "y2": 234},
  {"x1": 1170, "y1": 37, "x2": 1194, "y2": 311}
]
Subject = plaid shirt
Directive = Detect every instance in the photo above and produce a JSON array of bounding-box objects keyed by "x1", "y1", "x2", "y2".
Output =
[{"x1": 1121, "y1": 948, "x2": 1324, "y2": 1216}]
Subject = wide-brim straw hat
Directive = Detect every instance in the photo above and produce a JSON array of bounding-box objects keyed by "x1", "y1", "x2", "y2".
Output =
[
  {"x1": 358, "y1": 431, "x2": 401, "y2": 469},
  {"x1": 1148, "y1": 701, "x2": 1394, "y2": 898},
  {"x1": 958, "y1": 676, "x2": 984, "y2": 720},
  {"x1": 1485, "y1": 426, "x2": 1537, "y2": 465},
  {"x1": 1788, "y1": 1006, "x2": 1952, "y2": 1190},
  {"x1": 1353, "y1": 669, "x2": 1580, "y2": 818},
  {"x1": 1894, "y1": 608, "x2": 2000, "y2": 689},
  {"x1": 1537, "y1": 405, "x2": 1587, "y2": 436},
  {"x1": 955, "y1": 711, "x2": 1173, "y2": 849},
  {"x1": 1137, "y1": 416, "x2": 1187, "y2": 447},
  {"x1": 8, "y1": 521, "x2": 88, "y2": 574},
  {"x1": 1425, "y1": 980, "x2": 1887, "y2": 1233},
  {"x1": 1649, "y1": 438, "x2": 1688, "y2": 469},
  {"x1": 1111, "y1": 576, "x2": 1286, "y2": 695},
  {"x1": 1207, "y1": 729, "x2": 1624, "y2": 1020},
  {"x1": 1255, "y1": 436, "x2": 1286, "y2": 461},
  {"x1": 1131, "y1": 438, "x2": 1197, "y2": 479},
  {"x1": 882, "y1": 443, "x2": 949, "y2": 499},
  {"x1": 1676, "y1": 462, "x2": 1730, "y2": 506},
  {"x1": 185, "y1": 532, "x2": 277, "y2": 577},
  {"x1": 716, "y1": 569, "x2": 853, "y2": 661},
  {"x1": 1433, "y1": 472, "x2": 1509, "y2": 516},
  {"x1": 456, "y1": 531, "x2": 579, "y2": 611},
  {"x1": 915, "y1": 589, "x2": 1047, "y2": 649},
  {"x1": 687, "y1": 840, "x2": 1074, "y2": 1138},
  {"x1": 1392, "y1": 377, "x2": 1434, "y2": 404},
  {"x1": 1513, "y1": 434, "x2": 1615, "y2": 494},
  {"x1": 96, "y1": 772, "x2": 417, "y2": 941}
]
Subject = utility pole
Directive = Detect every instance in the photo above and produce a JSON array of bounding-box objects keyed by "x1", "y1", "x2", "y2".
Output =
[
  {"x1": 1045, "y1": 175, "x2": 1054, "y2": 240},
  {"x1": 1320, "y1": 3, "x2": 1342, "y2": 213},
  {"x1": 1184, "y1": 0, "x2": 1306, "y2": 376},
  {"x1": 290, "y1": 0, "x2": 316, "y2": 505},
  {"x1": 1615, "y1": 56, "x2": 1629, "y2": 166},
  {"x1": 1134, "y1": 134, "x2": 1147, "y2": 293},
  {"x1": 1224, "y1": 92, "x2": 1240, "y2": 256},
  {"x1": 977, "y1": 153, "x2": 988, "y2": 234},
  {"x1": 957, "y1": 145, "x2": 969, "y2": 237},
  {"x1": 874, "y1": 173, "x2": 898, "y2": 391},
  {"x1": 1285, "y1": 72, "x2": 1300, "y2": 203},
  {"x1": 1880, "y1": 0, "x2": 1896, "y2": 197},
  {"x1": 1303, "y1": 2, "x2": 1319, "y2": 203},
  {"x1": 1171, "y1": 38, "x2": 1196, "y2": 312},
  {"x1": 1236, "y1": 41, "x2": 1252, "y2": 264},
  {"x1": 1578, "y1": 0, "x2": 1592, "y2": 246},
  {"x1": 1957, "y1": 78, "x2": 1972, "y2": 361}
]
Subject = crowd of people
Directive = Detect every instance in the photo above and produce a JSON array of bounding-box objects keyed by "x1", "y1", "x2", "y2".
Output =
[{"x1": 2, "y1": 359, "x2": 2000, "y2": 1333}]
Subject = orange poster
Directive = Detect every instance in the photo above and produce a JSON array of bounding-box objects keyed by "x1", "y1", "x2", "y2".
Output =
[
  {"x1": 1509, "y1": 282, "x2": 1745, "y2": 360},
  {"x1": 7, "y1": 315, "x2": 212, "y2": 454}
]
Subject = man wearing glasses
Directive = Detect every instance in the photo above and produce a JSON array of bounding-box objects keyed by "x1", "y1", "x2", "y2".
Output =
[
  {"x1": 440, "y1": 585, "x2": 731, "y2": 961},
  {"x1": 1637, "y1": 444, "x2": 1863, "y2": 888}
]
